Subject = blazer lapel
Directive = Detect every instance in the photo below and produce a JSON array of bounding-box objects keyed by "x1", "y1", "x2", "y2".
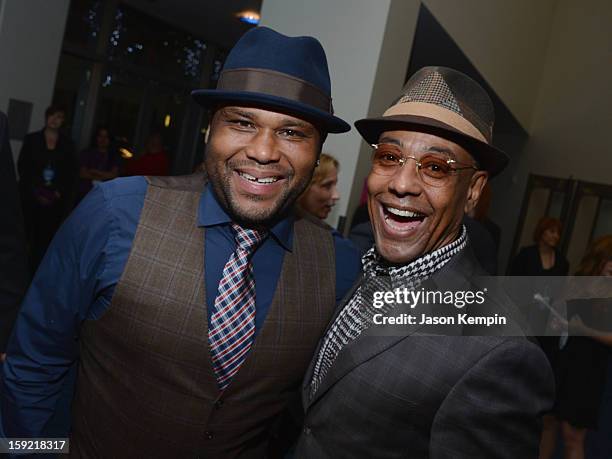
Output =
[
  {"x1": 305, "y1": 247, "x2": 480, "y2": 410},
  {"x1": 301, "y1": 275, "x2": 363, "y2": 408}
]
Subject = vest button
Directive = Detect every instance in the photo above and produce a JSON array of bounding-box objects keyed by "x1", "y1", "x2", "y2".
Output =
[{"x1": 204, "y1": 431, "x2": 214, "y2": 440}]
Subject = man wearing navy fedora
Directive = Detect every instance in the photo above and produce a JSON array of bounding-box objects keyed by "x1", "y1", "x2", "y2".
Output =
[
  {"x1": 2, "y1": 27, "x2": 360, "y2": 457},
  {"x1": 296, "y1": 67, "x2": 555, "y2": 458}
]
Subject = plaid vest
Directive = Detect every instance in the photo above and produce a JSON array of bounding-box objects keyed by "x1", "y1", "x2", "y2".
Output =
[{"x1": 70, "y1": 174, "x2": 336, "y2": 458}]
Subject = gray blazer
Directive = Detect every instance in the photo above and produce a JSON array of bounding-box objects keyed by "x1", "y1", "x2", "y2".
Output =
[{"x1": 295, "y1": 247, "x2": 555, "y2": 459}]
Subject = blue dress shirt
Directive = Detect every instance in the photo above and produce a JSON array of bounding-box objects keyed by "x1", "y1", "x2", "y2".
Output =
[{"x1": 1, "y1": 176, "x2": 361, "y2": 437}]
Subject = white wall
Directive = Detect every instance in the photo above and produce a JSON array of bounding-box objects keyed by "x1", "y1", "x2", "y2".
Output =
[
  {"x1": 260, "y1": 0, "x2": 421, "y2": 228},
  {"x1": 0, "y1": 0, "x2": 70, "y2": 164},
  {"x1": 423, "y1": 0, "x2": 558, "y2": 131},
  {"x1": 519, "y1": 0, "x2": 612, "y2": 183}
]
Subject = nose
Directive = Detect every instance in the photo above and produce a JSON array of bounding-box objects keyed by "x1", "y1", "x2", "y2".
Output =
[
  {"x1": 331, "y1": 184, "x2": 340, "y2": 202},
  {"x1": 245, "y1": 129, "x2": 281, "y2": 164},
  {"x1": 387, "y1": 158, "x2": 423, "y2": 197}
]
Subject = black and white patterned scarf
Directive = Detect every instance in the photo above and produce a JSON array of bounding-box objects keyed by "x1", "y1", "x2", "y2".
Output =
[{"x1": 310, "y1": 225, "x2": 468, "y2": 398}]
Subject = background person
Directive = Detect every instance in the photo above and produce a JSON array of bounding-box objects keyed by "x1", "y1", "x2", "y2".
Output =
[
  {"x1": 17, "y1": 105, "x2": 77, "y2": 271},
  {"x1": 124, "y1": 131, "x2": 170, "y2": 176},
  {"x1": 509, "y1": 216, "x2": 569, "y2": 276},
  {"x1": 297, "y1": 153, "x2": 340, "y2": 220},
  {"x1": 77, "y1": 125, "x2": 119, "y2": 201},
  {"x1": 541, "y1": 235, "x2": 612, "y2": 459},
  {"x1": 509, "y1": 216, "x2": 570, "y2": 458}
]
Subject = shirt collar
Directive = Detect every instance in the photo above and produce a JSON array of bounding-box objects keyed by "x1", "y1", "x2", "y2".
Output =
[
  {"x1": 362, "y1": 224, "x2": 468, "y2": 281},
  {"x1": 198, "y1": 183, "x2": 294, "y2": 252}
]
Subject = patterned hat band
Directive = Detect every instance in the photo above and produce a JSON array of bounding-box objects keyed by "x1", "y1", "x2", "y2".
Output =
[
  {"x1": 382, "y1": 102, "x2": 487, "y2": 143},
  {"x1": 217, "y1": 67, "x2": 334, "y2": 114}
]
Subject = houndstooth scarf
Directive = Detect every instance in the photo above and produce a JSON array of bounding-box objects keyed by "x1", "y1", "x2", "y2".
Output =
[{"x1": 309, "y1": 225, "x2": 468, "y2": 398}]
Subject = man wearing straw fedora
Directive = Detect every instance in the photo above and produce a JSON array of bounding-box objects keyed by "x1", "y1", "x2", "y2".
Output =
[
  {"x1": 2, "y1": 27, "x2": 360, "y2": 457},
  {"x1": 296, "y1": 67, "x2": 555, "y2": 458}
]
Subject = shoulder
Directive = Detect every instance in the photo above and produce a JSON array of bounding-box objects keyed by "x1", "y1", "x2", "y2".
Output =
[
  {"x1": 74, "y1": 176, "x2": 148, "y2": 228},
  {"x1": 97, "y1": 176, "x2": 148, "y2": 202},
  {"x1": 519, "y1": 245, "x2": 538, "y2": 257},
  {"x1": 24, "y1": 130, "x2": 43, "y2": 140},
  {"x1": 436, "y1": 335, "x2": 552, "y2": 390},
  {"x1": 332, "y1": 230, "x2": 360, "y2": 262},
  {"x1": 511, "y1": 245, "x2": 537, "y2": 267}
]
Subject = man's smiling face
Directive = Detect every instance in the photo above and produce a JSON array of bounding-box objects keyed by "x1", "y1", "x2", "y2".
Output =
[
  {"x1": 204, "y1": 106, "x2": 321, "y2": 227},
  {"x1": 367, "y1": 130, "x2": 488, "y2": 264}
]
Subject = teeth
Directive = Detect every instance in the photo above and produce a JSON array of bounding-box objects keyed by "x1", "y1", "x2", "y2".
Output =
[
  {"x1": 241, "y1": 172, "x2": 257, "y2": 181},
  {"x1": 386, "y1": 206, "x2": 422, "y2": 218},
  {"x1": 238, "y1": 172, "x2": 279, "y2": 184}
]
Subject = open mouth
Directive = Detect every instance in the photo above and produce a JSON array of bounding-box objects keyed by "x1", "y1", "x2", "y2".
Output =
[
  {"x1": 236, "y1": 170, "x2": 282, "y2": 184},
  {"x1": 382, "y1": 204, "x2": 426, "y2": 233}
]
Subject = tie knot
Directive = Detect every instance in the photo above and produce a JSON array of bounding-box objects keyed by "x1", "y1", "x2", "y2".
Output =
[{"x1": 232, "y1": 223, "x2": 267, "y2": 253}]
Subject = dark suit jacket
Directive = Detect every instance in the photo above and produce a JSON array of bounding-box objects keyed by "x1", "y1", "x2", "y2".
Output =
[
  {"x1": 0, "y1": 112, "x2": 29, "y2": 351},
  {"x1": 296, "y1": 247, "x2": 555, "y2": 459}
]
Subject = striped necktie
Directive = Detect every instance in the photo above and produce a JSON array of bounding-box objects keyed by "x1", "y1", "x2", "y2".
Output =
[{"x1": 209, "y1": 223, "x2": 267, "y2": 391}]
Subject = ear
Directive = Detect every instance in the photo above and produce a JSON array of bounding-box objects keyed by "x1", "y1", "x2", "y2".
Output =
[{"x1": 464, "y1": 171, "x2": 488, "y2": 215}]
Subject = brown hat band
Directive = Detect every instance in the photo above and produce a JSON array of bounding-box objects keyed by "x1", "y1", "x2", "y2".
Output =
[
  {"x1": 383, "y1": 102, "x2": 487, "y2": 143},
  {"x1": 217, "y1": 68, "x2": 333, "y2": 113}
]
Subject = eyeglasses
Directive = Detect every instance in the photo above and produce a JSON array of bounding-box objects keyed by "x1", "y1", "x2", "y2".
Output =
[{"x1": 370, "y1": 143, "x2": 479, "y2": 187}]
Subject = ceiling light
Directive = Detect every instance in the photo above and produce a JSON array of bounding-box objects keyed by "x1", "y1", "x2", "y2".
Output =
[{"x1": 236, "y1": 11, "x2": 260, "y2": 25}]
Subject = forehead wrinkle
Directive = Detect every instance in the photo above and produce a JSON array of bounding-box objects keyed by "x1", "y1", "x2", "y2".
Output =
[{"x1": 378, "y1": 135, "x2": 402, "y2": 146}]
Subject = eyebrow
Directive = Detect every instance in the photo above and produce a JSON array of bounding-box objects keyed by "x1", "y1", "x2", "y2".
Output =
[
  {"x1": 279, "y1": 118, "x2": 311, "y2": 129},
  {"x1": 425, "y1": 145, "x2": 457, "y2": 160},
  {"x1": 221, "y1": 108, "x2": 314, "y2": 131},
  {"x1": 221, "y1": 108, "x2": 254, "y2": 119}
]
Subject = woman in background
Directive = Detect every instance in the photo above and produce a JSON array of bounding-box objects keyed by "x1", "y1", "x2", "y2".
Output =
[
  {"x1": 298, "y1": 153, "x2": 340, "y2": 220},
  {"x1": 18, "y1": 105, "x2": 77, "y2": 271},
  {"x1": 509, "y1": 217, "x2": 569, "y2": 459},
  {"x1": 546, "y1": 235, "x2": 612, "y2": 459},
  {"x1": 510, "y1": 216, "x2": 569, "y2": 276}
]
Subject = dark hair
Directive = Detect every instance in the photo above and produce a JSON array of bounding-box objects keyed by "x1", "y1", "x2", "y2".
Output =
[
  {"x1": 91, "y1": 125, "x2": 112, "y2": 148},
  {"x1": 533, "y1": 217, "x2": 562, "y2": 243},
  {"x1": 45, "y1": 105, "x2": 65, "y2": 119}
]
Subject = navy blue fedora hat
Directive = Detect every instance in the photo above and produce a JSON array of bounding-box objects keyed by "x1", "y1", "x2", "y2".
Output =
[{"x1": 191, "y1": 27, "x2": 350, "y2": 134}]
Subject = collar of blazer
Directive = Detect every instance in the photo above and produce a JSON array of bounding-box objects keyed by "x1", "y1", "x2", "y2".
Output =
[{"x1": 303, "y1": 245, "x2": 482, "y2": 409}]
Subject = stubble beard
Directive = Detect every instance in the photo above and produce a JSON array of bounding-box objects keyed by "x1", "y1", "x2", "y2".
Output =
[{"x1": 206, "y1": 159, "x2": 314, "y2": 228}]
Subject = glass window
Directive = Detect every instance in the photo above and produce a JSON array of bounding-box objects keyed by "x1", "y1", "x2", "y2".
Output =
[
  {"x1": 95, "y1": 68, "x2": 145, "y2": 146},
  {"x1": 108, "y1": 3, "x2": 208, "y2": 83},
  {"x1": 52, "y1": 53, "x2": 94, "y2": 142},
  {"x1": 63, "y1": 0, "x2": 103, "y2": 52}
]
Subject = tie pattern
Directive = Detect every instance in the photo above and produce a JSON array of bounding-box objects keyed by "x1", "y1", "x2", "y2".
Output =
[{"x1": 209, "y1": 223, "x2": 267, "y2": 391}]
